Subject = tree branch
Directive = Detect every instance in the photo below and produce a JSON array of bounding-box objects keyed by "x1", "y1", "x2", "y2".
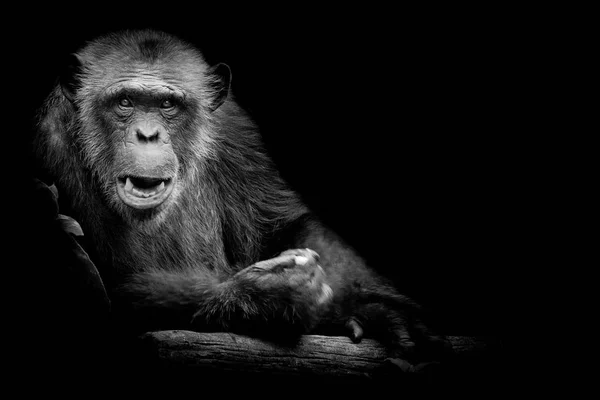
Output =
[{"x1": 138, "y1": 330, "x2": 500, "y2": 381}]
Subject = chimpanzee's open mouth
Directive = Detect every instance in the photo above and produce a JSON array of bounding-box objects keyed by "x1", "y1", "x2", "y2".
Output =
[{"x1": 116, "y1": 176, "x2": 175, "y2": 210}]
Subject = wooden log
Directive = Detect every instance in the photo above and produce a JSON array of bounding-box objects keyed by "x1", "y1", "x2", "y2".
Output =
[{"x1": 138, "y1": 330, "x2": 499, "y2": 381}]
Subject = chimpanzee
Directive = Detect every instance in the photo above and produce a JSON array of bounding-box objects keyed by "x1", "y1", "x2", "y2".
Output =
[{"x1": 33, "y1": 29, "x2": 445, "y2": 370}]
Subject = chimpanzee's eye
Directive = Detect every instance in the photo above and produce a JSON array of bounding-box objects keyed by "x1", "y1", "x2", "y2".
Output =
[
  {"x1": 118, "y1": 97, "x2": 133, "y2": 108},
  {"x1": 161, "y1": 99, "x2": 175, "y2": 109}
]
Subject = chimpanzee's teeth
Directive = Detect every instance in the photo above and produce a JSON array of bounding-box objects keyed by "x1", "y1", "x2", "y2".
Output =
[{"x1": 125, "y1": 177, "x2": 133, "y2": 192}]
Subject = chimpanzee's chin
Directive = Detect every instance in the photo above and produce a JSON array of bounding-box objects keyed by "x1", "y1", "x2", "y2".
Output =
[{"x1": 121, "y1": 200, "x2": 172, "y2": 230}]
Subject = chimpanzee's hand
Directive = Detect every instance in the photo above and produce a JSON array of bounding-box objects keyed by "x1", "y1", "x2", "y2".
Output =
[
  {"x1": 233, "y1": 248, "x2": 333, "y2": 328},
  {"x1": 339, "y1": 289, "x2": 450, "y2": 374}
]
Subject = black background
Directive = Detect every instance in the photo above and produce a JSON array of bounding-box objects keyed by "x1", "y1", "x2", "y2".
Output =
[{"x1": 11, "y1": 7, "x2": 531, "y2": 338}]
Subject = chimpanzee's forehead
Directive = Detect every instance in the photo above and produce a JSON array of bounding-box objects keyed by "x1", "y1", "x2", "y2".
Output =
[
  {"x1": 80, "y1": 47, "x2": 209, "y2": 95},
  {"x1": 104, "y1": 76, "x2": 187, "y2": 99},
  {"x1": 103, "y1": 59, "x2": 202, "y2": 83},
  {"x1": 87, "y1": 46, "x2": 207, "y2": 76},
  {"x1": 88, "y1": 60, "x2": 206, "y2": 98}
]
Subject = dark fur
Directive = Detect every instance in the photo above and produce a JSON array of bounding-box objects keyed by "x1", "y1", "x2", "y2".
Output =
[{"x1": 34, "y1": 30, "x2": 443, "y2": 362}]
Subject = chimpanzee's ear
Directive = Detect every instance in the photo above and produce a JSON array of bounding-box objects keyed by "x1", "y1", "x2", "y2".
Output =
[
  {"x1": 60, "y1": 53, "x2": 84, "y2": 103},
  {"x1": 207, "y1": 63, "x2": 231, "y2": 112}
]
